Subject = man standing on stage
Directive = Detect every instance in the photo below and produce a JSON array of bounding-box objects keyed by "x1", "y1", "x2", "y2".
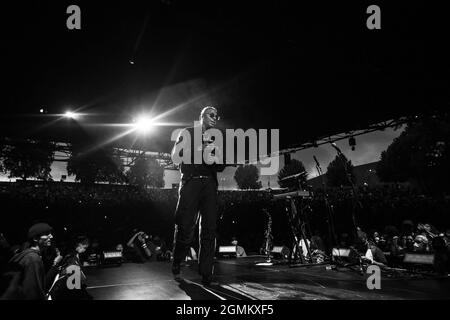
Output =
[{"x1": 171, "y1": 106, "x2": 225, "y2": 285}]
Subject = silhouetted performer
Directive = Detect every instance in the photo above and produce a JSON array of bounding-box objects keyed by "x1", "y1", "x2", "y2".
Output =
[{"x1": 171, "y1": 106, "x2": 225, "y2": 285}]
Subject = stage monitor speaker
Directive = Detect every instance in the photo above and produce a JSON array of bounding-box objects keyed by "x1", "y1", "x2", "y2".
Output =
[
  {"x1": 403, "y1": 253, "x2": 435, "y2": 265},
  {"x1": 332, "y1": 247, "x2": 362, "y2": 265},
  {"x1": 271, "y1": 246, "x2": 290, "y2": 259},
  {"x1": 332, "y1": 248, "x2": 351, "y2": 258},
  {"x1": 218, "y1": 246, "x2": 237, "y2": 258},
  {"x1": 101, "y1": 250, "x2": 123, "y2": 265}
]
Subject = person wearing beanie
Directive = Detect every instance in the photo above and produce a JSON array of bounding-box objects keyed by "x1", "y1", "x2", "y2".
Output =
[{"x1": 9, "y1": 222, "x2": 54, "y2": 300}]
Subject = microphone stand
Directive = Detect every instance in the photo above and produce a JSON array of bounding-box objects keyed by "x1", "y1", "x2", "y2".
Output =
[
  {"x1": 277, "y1": 172, "x2": 312, "y2": 266},
  {"x1": 332, "y1": 147, "x2": 362, "y2": 240},
  {"x1": 331, "y1": 145, "x2": 365, "y2": 275},
  {"x1": 314, "y1": 156, "x2": 338, "y2": 255}
]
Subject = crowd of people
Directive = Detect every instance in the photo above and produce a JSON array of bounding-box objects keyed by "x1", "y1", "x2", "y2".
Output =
[
  {"x1": 0, "y1": 223, "x2": 176, "y2": 300},
  {"x1": 1, "y1": 181, "x2": 450, "y2": 299},
  {"x1": 349, "y1": 221, "x2": 450, "y2": 273},
  {"x1": 312, "y1": 184, "x2": 450, "y2": 230},
  {"x1": 0, "y1": 223, "x2": 92, "y2": 300}
]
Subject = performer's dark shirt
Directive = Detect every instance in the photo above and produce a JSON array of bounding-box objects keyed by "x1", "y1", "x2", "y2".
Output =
[{"x1": 176, "y1": 126, "x2": 226, "y2": 184}]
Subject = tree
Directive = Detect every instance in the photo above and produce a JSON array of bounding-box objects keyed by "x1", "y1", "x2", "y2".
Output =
[
  {"x1": 377, "y1": 117, "x2": 450, "y2": 193},
  {"x1": 2, "y1": 139, "x2": 55, "y2": 181},
  {"x1": 278, "y1": 159, "x2": 307, "y2": 189},
  {"x1": 126, "y1": 156, "x2": 165, "y2": 188},
  {"x1": 326, "y1": 154, "x2": 355, "y2": 187},
  {"x1": 234, "y1": 165, "x2": 262, "y2": 189},
  {"x1": 67, "y1": 143, "x2": 125, "y2": 184}
]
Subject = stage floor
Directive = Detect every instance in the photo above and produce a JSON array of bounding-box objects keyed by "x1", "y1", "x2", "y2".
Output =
[{"x1": 85, "y1": 256, "x2": 450, "y2": 300}]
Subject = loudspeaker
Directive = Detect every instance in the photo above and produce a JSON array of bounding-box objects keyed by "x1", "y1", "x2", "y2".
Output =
[
  {"x1": 331, "y1": 247, "x2": 360, "y2": 265},
  {"x1": 218, "y1": 246, "x2": 237, "y2": 258},
  {"x1": 332, "y1": 248, "x2": 351, "y2": 258},
  {"x1": 271, "y1": 246, "x2": 290, "y2": 259},
  {"x1": 101, "y1": 250, "x2": 123, "y2": 265}
]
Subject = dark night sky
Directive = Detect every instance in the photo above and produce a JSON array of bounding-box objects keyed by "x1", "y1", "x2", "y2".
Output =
[{"x1": 0, "y1": 1, "x2": 448, "y2": 153}]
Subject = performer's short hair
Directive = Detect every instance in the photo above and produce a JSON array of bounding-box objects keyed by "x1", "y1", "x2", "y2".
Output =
[{"x1": 200, "y1": 106, "x2": 217, "y2": 120}]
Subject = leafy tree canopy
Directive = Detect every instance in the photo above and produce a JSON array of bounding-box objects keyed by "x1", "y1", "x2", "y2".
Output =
[
  {"x1": 2, "y1": 139, "x2": 55, "y2": 181},
  {"x1": 234, "y1": 164, "x2": 262, "y2": 190},
  {"x1": 126, "y1": 156, "x2": 165, "y2": 188},
  {"x1": 326, "y1": 154, "x2": 355, "y2": 187},
  {"x1": 377, "y1": 116, "x2": 450, "y2": 193},
  {"x1": 67, "y1": 143, "x2": 125, "y2": 184},
  {"x1": 278, "y1": 158, "x2": 307, "y2": 189}
]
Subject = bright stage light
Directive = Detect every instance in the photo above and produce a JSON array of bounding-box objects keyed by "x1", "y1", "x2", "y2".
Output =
[
  {"x1": 64, "y1": 111, "x2": 79, "y2": 119},
  {"x1": 134, "y1": 115, "x2": 154, "y2": 134}
]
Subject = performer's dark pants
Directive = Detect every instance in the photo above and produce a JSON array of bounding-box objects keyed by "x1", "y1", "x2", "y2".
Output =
[{"x1": 173, "y1": 177, "x2": 218, "y2": 277}]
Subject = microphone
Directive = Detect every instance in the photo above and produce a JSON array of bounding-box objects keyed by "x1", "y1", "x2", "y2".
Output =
[
  {"x1": 313, "y1": 155, "x2": 320, "y2": 168},
  {"x1": 331, "y1": 143, "x2": 343, "y2": 154}
]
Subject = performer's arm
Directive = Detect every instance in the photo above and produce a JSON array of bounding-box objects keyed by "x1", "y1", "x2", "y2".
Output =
[{"x1": 127, "y1": 232, "x2": 141, "y2": 248}]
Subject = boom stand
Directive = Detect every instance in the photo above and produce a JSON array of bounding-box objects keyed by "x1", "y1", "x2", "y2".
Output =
[
  {"x1": 287, "y1": 196, "x2": 309, "y2": 265},
  {"x1": 330, "y1": 150, "x2": 365, "y2": 274},
  {"x1": 334, "y1": 151, "x2": 363, "y2": 240},
  {"x1": 290, "y1": 176, "x2": 316, "y2": 267},
  {"x1": 314, "y1": 157, "x2": 338, "y2": 256}
]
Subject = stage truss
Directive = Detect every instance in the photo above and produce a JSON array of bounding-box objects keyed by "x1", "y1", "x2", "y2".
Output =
[{"x1": 1, "y1": 113, "x2": 444, "y2": 169}]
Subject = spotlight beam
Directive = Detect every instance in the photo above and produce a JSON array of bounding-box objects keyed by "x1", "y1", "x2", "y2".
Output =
[
  {"x1": 64, "y1": 111, "x2": 80, "y2": 119},
  {"x1": 133, "y1": 115, "x2": 154, "y2": 134}
]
